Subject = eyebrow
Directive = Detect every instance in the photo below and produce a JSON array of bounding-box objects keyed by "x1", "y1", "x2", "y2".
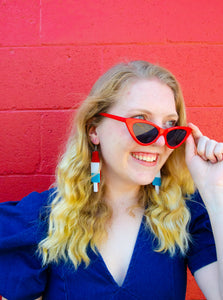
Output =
[
  {"x1": 166, "y1": 113, "x2": 179, "y2": 119},
  {"x1": 128, "y1": 109, "x2": 179, "y2": 119}
]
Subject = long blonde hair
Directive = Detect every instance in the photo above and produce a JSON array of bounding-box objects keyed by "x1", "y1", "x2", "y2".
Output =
[{"x1": 39, "y1": 61, "x2": 195, "y2": 268}]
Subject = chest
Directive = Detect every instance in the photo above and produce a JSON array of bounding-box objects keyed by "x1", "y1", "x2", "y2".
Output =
[
  {"x1": 44, "y1": 226, "x2": 187, "y2": 300},
  {"x1": 97, "y1": 213, "x2": 143, "y2": 286}
]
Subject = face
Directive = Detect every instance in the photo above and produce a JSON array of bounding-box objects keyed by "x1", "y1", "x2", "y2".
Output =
[{"x1": 89, "y1": 79, "x2": 178, "y2": 190}]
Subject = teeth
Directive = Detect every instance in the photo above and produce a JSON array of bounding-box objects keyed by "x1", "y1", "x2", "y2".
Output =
[{"x1": 132, "y1": 153, "x2": 156, "y2": 162}]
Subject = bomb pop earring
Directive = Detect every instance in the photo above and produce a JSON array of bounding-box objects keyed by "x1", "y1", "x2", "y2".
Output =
[
  {"x1": 91, "y1": 145, "x2": 101, "y2": 192},
  {"x1": 152, "y1": 170, "x2": 161, "y2": 194}
]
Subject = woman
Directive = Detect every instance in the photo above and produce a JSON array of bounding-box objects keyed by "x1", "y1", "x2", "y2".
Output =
[{"x1": 0, "y1": 60, "x2": 222, "y2": 299}]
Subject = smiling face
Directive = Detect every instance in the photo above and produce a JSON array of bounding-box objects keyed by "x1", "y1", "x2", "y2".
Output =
[{"x1": 89, "y1": 78, "x2": 178, "y2": 191}]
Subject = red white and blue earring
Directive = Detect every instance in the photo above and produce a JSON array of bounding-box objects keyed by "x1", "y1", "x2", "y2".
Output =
[
  {"x1": 152, "y1": 170, "x2": 161, "y2": 194},
  {"x1": 91, "y1": 145, "x2": 101, "y2": 192}
]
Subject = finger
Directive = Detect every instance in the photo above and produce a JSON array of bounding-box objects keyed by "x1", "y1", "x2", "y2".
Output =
[
  {"x1": 214, "y1": 142, "x2": 223, "y2": 162},
  {"x1": 187, "y1": 123, "x2": 203, "y2": 142},
  {"x1": 185, "y1": 134, "x2": 196, "y2": 164},
  {"x1": 205, "y1": 139, "x2": 218, "y2": 163},
  {"x1": 196, "y1": 136, "x2": 210, "y2": 161}
]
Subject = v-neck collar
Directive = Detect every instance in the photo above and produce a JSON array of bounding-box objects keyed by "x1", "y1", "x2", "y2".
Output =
[{"x1": 95, "y1": 217, "x2": 145, "y2": 288}]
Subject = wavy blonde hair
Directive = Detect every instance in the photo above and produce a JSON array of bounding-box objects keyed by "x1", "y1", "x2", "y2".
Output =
[{"x1": 39, "y1": 60, "x2": 195, "y2": 268}]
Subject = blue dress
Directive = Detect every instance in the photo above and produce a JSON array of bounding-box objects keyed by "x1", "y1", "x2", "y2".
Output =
[{"x1": 0, "y1": 189, "x2": 217, "y2": 300}]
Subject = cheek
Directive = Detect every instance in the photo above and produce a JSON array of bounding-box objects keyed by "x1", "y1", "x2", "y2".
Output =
[
  {"x1": 98, "y1": 125, "x2": 132, "y2": 163},
  {"x1": 98, "y1": 122, "x2": 131, "y2": 145}
]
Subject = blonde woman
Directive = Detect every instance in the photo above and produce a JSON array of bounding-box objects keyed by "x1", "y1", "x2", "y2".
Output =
[{"x1": 0, "y1": 61, "x2": 223, "y2": 300}]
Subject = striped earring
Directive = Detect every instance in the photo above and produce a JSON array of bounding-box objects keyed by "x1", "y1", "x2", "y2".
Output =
[
  {"x1": 152, "y1": 170, "x2": 161, "y2": 194},
  {"x1": 91, "y1": 145, "x2": 101, "y2": 192}
]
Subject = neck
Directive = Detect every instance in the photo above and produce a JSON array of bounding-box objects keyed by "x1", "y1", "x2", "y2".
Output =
[{"x1": 104, "y1": 182, "x2": 142, "y2": 215}]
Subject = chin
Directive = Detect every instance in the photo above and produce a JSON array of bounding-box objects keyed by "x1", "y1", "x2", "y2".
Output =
[{"x1": 132, "y1": 177, "x2": 154, "y2": 187}]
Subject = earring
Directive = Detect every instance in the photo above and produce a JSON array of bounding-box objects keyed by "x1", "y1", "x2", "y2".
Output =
[
  {"x1": 91, "y1": 145, "x2": 100, "y2": 192},
  {"x1": 152, "y1": 170, "x2": 161, "y2": 194}
]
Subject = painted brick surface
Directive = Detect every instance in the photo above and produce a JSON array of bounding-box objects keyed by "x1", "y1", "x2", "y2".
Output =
[
  {"x1": 41, "y1": 0, "x2": 165, "y2": 44},
  {"x1": 165, "y1": 0, "x2": 223, "y2": 42},
  {"x1": 186, "y1": 269, "x2": 204, "y2": 299},
  {"x1": 0, "y1": 47, "x2": 102, "y2": 109},
  {"x1": 0, "y1": 175, "x2": 54, "y2": 202},
  {"x1": 0, "y1": 112, "x2": 40, "y2": 174},
  {"x1": 102, "y1": 45, "x2": 223, "y2": 107},
  {"x1": 40, "y1": 110, "x2": 75, "y2": 173},
  {"x1": 0, "y1": 0, "x2": 40, "y2": 46},
  {"x1": 41, "y1": 0, "x2": 223, "y2": 45},
  {"x1": 187, "y1": 107, "x2": 223, "y2": 141},
  {"x1": 1, "y1": 1, "x2": 223, "y2": 299}
]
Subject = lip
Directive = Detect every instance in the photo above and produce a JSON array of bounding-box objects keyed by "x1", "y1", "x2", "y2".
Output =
[{"x1": 131, "y1": 152, "x2": 158, "y2": 166}]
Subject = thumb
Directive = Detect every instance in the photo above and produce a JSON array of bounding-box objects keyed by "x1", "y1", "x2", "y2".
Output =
[{"x1": 185, "y1": 134, "x2": 196, "y2": 165}]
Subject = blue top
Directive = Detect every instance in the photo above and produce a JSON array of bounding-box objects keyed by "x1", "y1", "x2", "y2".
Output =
[{"x1": 0, "y1": 190, "x2": 217, "y2": 300}]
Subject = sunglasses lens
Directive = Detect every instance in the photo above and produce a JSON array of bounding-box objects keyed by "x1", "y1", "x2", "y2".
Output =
[
  {"x1": 166, "y1": 129, "x2": 187, "y2": 147},
  {"x1": 133, "y1": 123, "x2": 159, "y2": 144}
]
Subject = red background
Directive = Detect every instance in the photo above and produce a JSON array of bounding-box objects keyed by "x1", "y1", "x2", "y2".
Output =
[{"x1": 0, "y1": 1, "x2": 223, "y2": 299}]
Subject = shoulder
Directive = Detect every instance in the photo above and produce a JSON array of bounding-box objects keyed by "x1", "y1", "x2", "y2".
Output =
[
  {"x1": 0, "y1": 189, "x2": 56, "y2": 299},
  {"x1": 186, "y1": 190, "x2": 205, "y2": 212},
  {"x1": 0, "y1": 188, "x2": 55, "y2": 215},
  {"x1": 0, "y1": 188, "x2": 55, "y2": 241},
  {"x1": 186, "y1": 190, "x2": 211, "y2": 232}
]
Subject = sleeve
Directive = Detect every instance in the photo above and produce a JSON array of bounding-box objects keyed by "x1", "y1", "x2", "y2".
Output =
[
  {"x1": 0, "y1": 190, "x2": 52, "y2": 300},
  {"x1": 186, "y1": 191, "x2": 217, "y2": 276}
]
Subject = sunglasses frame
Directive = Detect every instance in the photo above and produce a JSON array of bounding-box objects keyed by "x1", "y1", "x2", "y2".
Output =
[{"x1": 99, "y1": 112, "x2": 192, "y2": 149}]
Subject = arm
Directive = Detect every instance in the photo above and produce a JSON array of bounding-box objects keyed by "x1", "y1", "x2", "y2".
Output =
[
  {"x1": 185, "y1": 124, "x2": 223, "y2": 299},
  {"x1": 194, "y1": 190, "x2": 223, "y2": 300},
  {"x1": 194, "y1": 262, "x2": 221, "y2": 300}
]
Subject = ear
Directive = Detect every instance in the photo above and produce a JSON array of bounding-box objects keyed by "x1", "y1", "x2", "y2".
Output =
[{"x1": 89, "y1": 126, "x2": 100, "y2": 145}]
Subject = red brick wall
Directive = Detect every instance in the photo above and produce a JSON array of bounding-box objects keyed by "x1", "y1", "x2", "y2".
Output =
[{"x1": 1, "y1": 1, "x2": 223, "y2": 299}]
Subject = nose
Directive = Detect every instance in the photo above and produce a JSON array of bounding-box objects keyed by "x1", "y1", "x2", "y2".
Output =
[{"x1": 153, "y1": 135, "x2": 165, "y2": 147}]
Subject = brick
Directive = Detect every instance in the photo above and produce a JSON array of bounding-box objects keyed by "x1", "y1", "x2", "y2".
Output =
[
  {"x1": 0, "y1": 112, "x2": 40, "y2": 174},
  {"x1": 0, "y1": 46, "x2": 102, "y2": 110},
  {"x1": 165, "y1": 0, "x2": 223, "y2": 42},
  {"x1": 41, "y1": 0, "x2": 165, "y2": 44},
  {"x1": 40, "y1": 110, "x2": 75, "y2": 173},
  {"x1": 102, "y1": 45, "x2": 223, "y2": 107},
  {"x1": 187, "y1": 107, "x2": 223, "y2": 141},
  {"x1": 0, "y1": 0, "x2": 40, "y2": 46},
  {"x1": 0, "y1": 175, "x2": 54, "y2": 202}
]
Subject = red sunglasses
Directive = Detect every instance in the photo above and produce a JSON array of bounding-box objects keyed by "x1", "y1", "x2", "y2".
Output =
[{"x1": 99, "y1": 113, "x2": 192, "y2": 149}]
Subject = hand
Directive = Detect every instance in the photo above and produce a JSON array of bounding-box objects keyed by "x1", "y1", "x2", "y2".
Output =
[{"x1": 185, "y1": 123, "x2": 223, "y2": 192}]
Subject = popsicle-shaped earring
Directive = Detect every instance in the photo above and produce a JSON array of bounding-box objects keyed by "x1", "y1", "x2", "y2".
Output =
[
  {"x1": 152, "y1": 170, "x2": 161, "y2": 194},
  {"x1": 91, "y1": 146, "x2": 100, "y2": 192}
]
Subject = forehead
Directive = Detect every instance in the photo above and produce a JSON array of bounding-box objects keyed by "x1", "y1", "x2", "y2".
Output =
[{"x1": 111, "y1": 79, "x2": 177, "y2": 116}]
